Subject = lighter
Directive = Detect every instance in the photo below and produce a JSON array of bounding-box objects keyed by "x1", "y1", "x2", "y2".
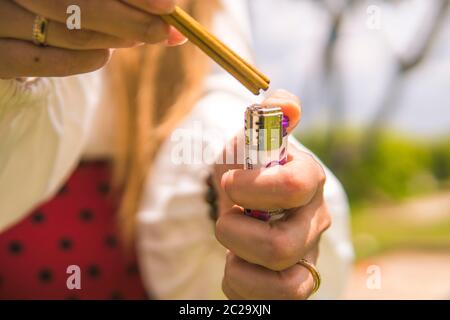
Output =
[{"x1": 244, "y1": 105, "x2": 289, "y2": 221}]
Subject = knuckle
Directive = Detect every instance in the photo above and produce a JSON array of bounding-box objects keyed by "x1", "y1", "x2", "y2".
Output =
[
  {"x1": 264, "y1": 229, "x2": 297, "y2": 270},
  {"x1": 214, "y1": 217, "x2": 227, "y2": 244},
  {"x1": 318, "y1": 208, "x2": 332, "y2": 234},
  {"x1": 304, "y1": 153, "x2": 326, "y2": 187},
  {"x1": 315, "y1": 163, "x2": 327, "y2": 187},
  {"x1": 279, "y1": 155, "x2": 328, "y2": 208},
  {"x1": 318, "y1": 171, "x2": 327, "y2": 187},
  {"x1": 279, "y1": 168, "x2": 308, "y2": 208}
]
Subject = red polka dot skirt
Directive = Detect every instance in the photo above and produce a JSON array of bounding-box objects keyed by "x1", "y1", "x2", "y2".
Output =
[{"x1": 0, "y1": 161, "x2": 148, "y2": 300}]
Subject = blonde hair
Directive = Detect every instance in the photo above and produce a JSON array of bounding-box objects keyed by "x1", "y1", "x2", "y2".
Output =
[{"x1": 108, "y1": 0, "x2": 219, "y2": 244}]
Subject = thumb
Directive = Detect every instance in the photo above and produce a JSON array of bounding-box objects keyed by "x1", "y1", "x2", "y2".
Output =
[{"x1": 261, "y1": 89, "x2": 302, "y2": 134}]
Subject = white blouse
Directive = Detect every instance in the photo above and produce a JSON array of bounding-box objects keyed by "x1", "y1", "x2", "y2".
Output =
[{"x1": 0, "y1": 1, "x2": 353, "y2": 299}]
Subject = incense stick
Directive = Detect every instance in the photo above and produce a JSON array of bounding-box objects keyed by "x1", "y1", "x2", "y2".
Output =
[{"x1": 162, "y1": 6, "x2": 270, "y2": 95}]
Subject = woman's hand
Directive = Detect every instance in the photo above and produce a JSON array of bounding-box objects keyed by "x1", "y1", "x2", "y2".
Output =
[
  {"x1": 0, "y1": 0, "x2": 185, "y2": 78},
  {"x1": 213, "y1": 90, "x2": 331, "y2": 300}
]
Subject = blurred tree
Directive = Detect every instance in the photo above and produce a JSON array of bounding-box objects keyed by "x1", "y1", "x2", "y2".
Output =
[{"x1": 363, "y1": 0, "x2": 450, "y2": 153}]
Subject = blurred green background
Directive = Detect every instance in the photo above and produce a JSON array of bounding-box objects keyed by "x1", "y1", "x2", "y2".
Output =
[{"x1": 300, "y1": 130, "x2": 450, "y2": 260}]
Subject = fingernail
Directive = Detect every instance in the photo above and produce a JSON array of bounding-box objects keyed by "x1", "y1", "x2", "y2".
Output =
[
  {"x1": 165, "y1": 37, "x2": 188, "y2": 47},
  {"x1": 164, "y1": 26, "x2": 188, "y2": 47}
]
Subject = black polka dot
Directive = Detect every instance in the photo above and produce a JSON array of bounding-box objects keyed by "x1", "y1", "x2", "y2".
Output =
[
  {"x1": 38, "y1": 268, "x2": 53, "y2": 283},
  {"x1": 8, "y1": 241, "x2": 23, "y2": 255},
  {"x1": 126, "y1": 263, "x2": 139, "y2": 276},
  {"x1": 31, "y1": 211, "x2": 45, "y2": 224},
  {"x1": 105, "y1": 235, "x2": 118, "y2": 248},
  {"x1": 110, "y1": 292, "x2": 123, "y2": 300},
  {"x1": 87, "y1": 265, "x2": 101, "y2": 278},
  {"x1": 59, "y1": 238, "x2": 73, "y2": 251},
  {"x1": 79, "y1": 209, "x2": 94, "y2": 222},
  {"x1": 97, "y1": 182, "x2": 110, "y2": 195}
]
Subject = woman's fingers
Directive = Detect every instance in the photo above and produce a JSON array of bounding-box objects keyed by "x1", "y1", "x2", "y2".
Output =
[
  {"x1": 110, "y1": 0, "x2": 187, "y2": 46},
  {"x1": 46, "y1": 21, "x2": 140, "y2": 50},
  {"x1": 119, "y1": 0, "x2": 186, "y2": 45},
  {"x1": 14, "y1": 0, "x2": 171, "y2": 44},
  {"x1": 217, "y1": 147, "x2": 330, "y2": 271},
  {"x1": 216, "y1": 89, "x2": 304, "y2": 212},
  {"x1": 222, "y1": 278, "x2": 245, "y2": 300},
  {"x1": 262, "y1": 89, "x2": 302, "y2": 134},
  {"x1": 221, "y1": 151, "x2": 326, "y2": 211},
  {"x1": 0, "y1": 1, "x2": 137, "y2": 50},
  {"x1": 216, "y1": 90, "x2": 320, "y2": 300},
  {"x1": 0, "y1": 39, "x2": 111, "y2": 78},
  {"x1": 0, "y1": 0, "x2": 31, "y2": 38},
  {"x1": 223, "y1": 252, "x2": 316, "y2": 300},
  {"x1": 120, "y1": 0, "x2": 176, "y2": 14},
  {"x1": 216, "y1": 190, "x2": 330, "y2": 271}
]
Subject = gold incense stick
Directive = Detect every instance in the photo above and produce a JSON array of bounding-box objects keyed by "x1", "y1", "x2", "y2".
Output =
[{"x1": 162, "y1": 6, "x2": 270, "y2": 95}]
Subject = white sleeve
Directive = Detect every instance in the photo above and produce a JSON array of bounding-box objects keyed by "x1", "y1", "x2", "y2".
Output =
[{"x1": 0, "y1": 73, "x2": 102, "y2": 232}]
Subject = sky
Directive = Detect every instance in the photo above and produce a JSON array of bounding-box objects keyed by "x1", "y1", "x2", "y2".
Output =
[{"x1": 249, "y1": 0, "x2": 450, "y2": 139}]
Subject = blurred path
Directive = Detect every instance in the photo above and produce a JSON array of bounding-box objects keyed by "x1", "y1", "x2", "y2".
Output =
[
  {"x1": 369, "y1": 191, "x2": 450, "y2": 224},
  {"x1": 344, "y1": 250, "x2": 450, "y2": 300},
  {"x1": 346, "y1": 191, "x2": 450, "y2": 299}
]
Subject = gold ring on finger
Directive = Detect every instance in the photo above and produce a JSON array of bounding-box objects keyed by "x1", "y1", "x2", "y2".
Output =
[
  {"x1": 32, "y1": 16, "x2": 49, "y2": 46},
  {"x1": 297, "y1": 258, "x2": 321, "y2": 295}
]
